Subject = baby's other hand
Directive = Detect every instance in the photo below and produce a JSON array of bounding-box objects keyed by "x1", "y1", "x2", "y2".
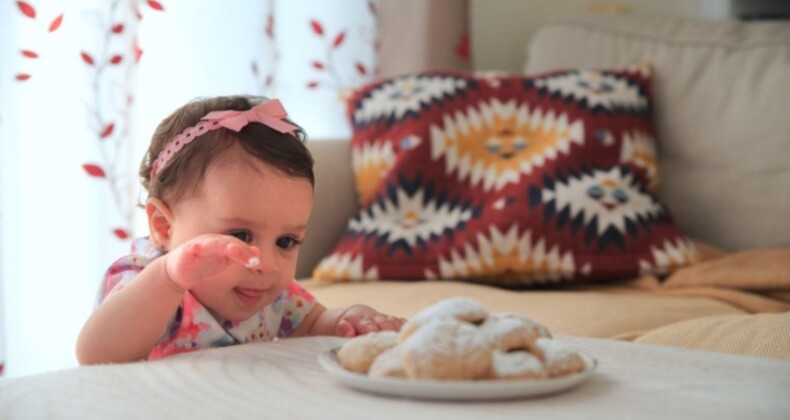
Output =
[
  {"x1": 164, "y1": 234, "x2": 260, "y2": 291},
  {"x1": 335, "y1": 305, "x2": 406, "y2": 338}
]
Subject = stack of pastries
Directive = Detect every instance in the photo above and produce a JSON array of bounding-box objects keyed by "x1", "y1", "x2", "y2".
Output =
[{"x1": 336, "y1": 297, "x2": 586, "y2": 380}]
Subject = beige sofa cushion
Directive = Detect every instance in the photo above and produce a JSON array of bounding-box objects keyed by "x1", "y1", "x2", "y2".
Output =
[
  {"x1": 635, "y1": 312, "x2": 790, "y2": 360},
  {"x1": 525, "y1": 14, "x2": 790, "y2": 251},
  {"x1": 302, "y1": 279, "x2": 743, "y2": 340}
]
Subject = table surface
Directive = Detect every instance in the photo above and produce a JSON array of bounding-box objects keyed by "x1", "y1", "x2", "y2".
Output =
[{"x1": 1, "y1": 336, "x2": 789, "y2": 420}]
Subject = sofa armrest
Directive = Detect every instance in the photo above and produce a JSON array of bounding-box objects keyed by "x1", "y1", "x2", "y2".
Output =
[{"x1": 296, "y1": 139, "x2": 358, "y2": 278}]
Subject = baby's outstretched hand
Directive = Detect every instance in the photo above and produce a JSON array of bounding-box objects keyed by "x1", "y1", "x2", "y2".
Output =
[
  {"x1": 336, "y1": 305, "x2": 406, "y2": 338},
  {"x1": 164, "y1": 234, "x2": 260, "y2": 291}
]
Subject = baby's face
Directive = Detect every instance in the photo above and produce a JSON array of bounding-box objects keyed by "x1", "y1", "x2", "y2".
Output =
[{"x1": 168, "y1": 153, "x2": 313, "y2": 322}]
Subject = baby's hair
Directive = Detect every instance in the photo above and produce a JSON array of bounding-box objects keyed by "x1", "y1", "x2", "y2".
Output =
[{"x1": 140, "y1": 95, "x2": 314, "y2": 203}]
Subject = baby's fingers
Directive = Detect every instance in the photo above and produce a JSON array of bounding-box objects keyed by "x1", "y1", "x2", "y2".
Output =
[
  {"x1": 337, "y1": 319, "x2": 356, "y2": 338},
  {"x1": 187, "y1": 237, "x2": 259, "y2": 268},
  {"x1": 372, "y1": 315, "x2": 405, "y2": 332},
  {"x1": 354, "y1": 319, "x2": 381, "y2": 335},
  {"x1": 222, "y1": 242, "x2": 261, "y2": 269}
]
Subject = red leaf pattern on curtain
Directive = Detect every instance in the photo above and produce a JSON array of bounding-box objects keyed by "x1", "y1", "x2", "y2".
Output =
[
  {"x1": 265, "y1": 14, "x2": 274, "y2": 38},
  {"x1": 100, "y1": 123, "x2": 115, "y2": 139},
  {"x1": 133, "y1": 40, "x2": 143, "y2": 62},
  {"x1": 310, "y1": 20, "x2": 324, "y2": 36},
  {"x1": 82, "y1": 164, "x2": 107, "y2": 178},
  {"x1": 48, "y1": 14, "x2": 63, "y2": 32},
  {"x1": 254, "y1": 6, "x2": 279, "y2": 97},
  {"x1": 355, "y1": 62, "x2": 367, "y2": 76},
  {"x1": 306, "y1": 6, "x2": 378, "y2": 93},
  {"x1": 332, "y1": 31, "x2": 346, "y2": 48},
  {"x1": 112, "y1": 228, "x2": 130, "y2": 240},
  {"x1": 146, "y1": 1, "x2": 164, "y2": 11},
  {"x1": 79, "y1": 0, "x2": 144, "y2": 241},
  {"x1": 14, "y1": 3, "x2": 63, "y2": 82},
  {"x1": 16, "y1": 1, "x2": 36, "y2": 19},
  {"x1": 80, "y1": 51, "x2": 95, "y2": 65}
]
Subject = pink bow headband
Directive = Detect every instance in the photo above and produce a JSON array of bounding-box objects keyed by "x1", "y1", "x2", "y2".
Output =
[{"x1": 150, "y1": 99, "x2": 299, "y2": 180}]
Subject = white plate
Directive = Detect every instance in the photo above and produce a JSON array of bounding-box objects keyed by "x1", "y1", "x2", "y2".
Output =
[{"x1": 318, "y1": 347, "x2": 597, "y2": 401}]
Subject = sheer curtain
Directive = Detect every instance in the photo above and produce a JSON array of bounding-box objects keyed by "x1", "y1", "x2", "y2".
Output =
[{"x1": 0, "y1": 0, "x2": 468, "y2": 378}]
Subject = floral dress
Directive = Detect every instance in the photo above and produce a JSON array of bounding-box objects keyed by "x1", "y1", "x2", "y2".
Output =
[{"x1": 100, "y1": 237, "x2": 316, "y2": 360}]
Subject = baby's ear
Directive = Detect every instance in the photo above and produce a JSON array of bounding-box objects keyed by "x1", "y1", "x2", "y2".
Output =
[{"x1": 146, "y1": 198, "x2": 173, "y2": 250}]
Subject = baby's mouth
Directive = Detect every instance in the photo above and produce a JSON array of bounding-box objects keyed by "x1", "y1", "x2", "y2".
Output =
[{"x1": 234, "y1": 287, "x2": 266, "y2": 304}]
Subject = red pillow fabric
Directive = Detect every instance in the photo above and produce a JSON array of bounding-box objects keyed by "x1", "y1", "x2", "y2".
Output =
[{"x1": 314, "y1": 63, "x2": 699, "y2": 285}]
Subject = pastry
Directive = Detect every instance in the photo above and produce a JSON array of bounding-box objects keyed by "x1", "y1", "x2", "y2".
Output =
[
  {"x1": 399, "y1": 296, "x2": 488, "y2": 342},
  {"x1": 336, "y1": 330, "x2": 398, "y2": 374},
  {"x1": 368, "y1": 346, "x2": 407, "y2": 378},
  {"x1": 533, "y1": 337, "x2": 585, "y2": 377},
  {"x1": 400, "y1": 318, "x2": 491, "y2": 380},
  {"x1": 481, "y1": 312, "x2": 552, "y2": 352},
  {"x1": 487, "y1": 349, "x2": 548, "y2": 380},
  {"x1": 334, "y1": 297, "x2": 586, "y2": 382}
]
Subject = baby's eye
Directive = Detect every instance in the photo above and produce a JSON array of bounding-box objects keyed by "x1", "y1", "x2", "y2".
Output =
[
  {"x1": 276, "y1": 236, "x2": 302, "y2": 250},
  {"x1": 228, "y1": 230, "x2": 253, "y2": 244}
]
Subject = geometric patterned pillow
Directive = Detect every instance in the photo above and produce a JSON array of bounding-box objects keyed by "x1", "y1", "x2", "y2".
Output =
[{"x1": 313, "y1": 63, "x2": 699, "y2": 285}]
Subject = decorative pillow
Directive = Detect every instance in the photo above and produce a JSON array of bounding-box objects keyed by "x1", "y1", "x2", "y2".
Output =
[{"x1": 313, "y1": 63, "x2": 699, "y2": 285}]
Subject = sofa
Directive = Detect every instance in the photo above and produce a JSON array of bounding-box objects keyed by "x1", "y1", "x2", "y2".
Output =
[
  {"x1": 298, "y1": 13, "x2": 790, "y2": 360},
  {"x1": 2, "y1": 13, "x2": 789, "y2": 420}
]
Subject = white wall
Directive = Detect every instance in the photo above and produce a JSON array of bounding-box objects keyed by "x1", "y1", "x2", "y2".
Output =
[
  {"x1": 0, "y1": 0, "x2": 14, "y2": 378},
  {"x1": 471, "y1": 0, "x2": 734, "y2": 72}
]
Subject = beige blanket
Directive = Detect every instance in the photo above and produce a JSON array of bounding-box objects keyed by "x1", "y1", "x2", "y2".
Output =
[{"x1": 304, "y1": 249, "x2": 790, "y2": 360}]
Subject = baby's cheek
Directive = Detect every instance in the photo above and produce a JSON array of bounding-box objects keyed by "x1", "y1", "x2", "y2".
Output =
[
  {"x1": 276, "y1": 274, "x2": 294, "y2": 293},
  {"x1": 266, "y1": 276, "x2": 293, "y2": 301}
]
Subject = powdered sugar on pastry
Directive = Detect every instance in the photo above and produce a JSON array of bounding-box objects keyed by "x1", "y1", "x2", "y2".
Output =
[
  {"x1": 368, "y1": 346, "x2": 406, "y2": 378},
  {"x1": 337, "y1": 331, "x2": 398, "y2": 374},
  {"x1": 534, "y1": 337, "x2": 585, "y2": 377},
  {"x1": 335, "y1": 297, "x2": 588, "y2": 382},
  {"x1": 489, "y1": 350, "x2": 547, "y2": 380},
  {"x1": 401, "y1": 317, "x2": 491, "y2": 380},
  {"x1": 481, "y1": 313, "x2": 552, "y2": 351},
  {"x1": 399, "y1": 296, "x2": 488, "y2": 341}
]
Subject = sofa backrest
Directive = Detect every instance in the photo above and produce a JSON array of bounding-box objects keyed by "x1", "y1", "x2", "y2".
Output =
[
  {"x1": 298, "y1": 139, "x2": 358, "y2": 278},
  {"x1": 525, "y1": 14, "x2": 790, "y2": 251}
]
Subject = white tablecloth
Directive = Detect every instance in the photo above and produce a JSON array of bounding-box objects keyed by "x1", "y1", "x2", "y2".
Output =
[{"x1": 1, "y1": 336, "x2": 789, "y2": 420}]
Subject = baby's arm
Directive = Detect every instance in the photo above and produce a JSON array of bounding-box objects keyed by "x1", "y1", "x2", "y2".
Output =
[
  {"x1": 76, "y1": 235, "x2": 258, "y2": 364},
  {"x1": 76, "y1": 256, "x2": 185, "y2": 364},
  {"x1": 293, "y1": 303, "x2": 405, "y2": 338}
]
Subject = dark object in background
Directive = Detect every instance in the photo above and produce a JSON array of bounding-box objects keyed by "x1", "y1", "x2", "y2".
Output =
[{"x1": 733, "y1": 0, "x2": 790, "y2": 20}]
